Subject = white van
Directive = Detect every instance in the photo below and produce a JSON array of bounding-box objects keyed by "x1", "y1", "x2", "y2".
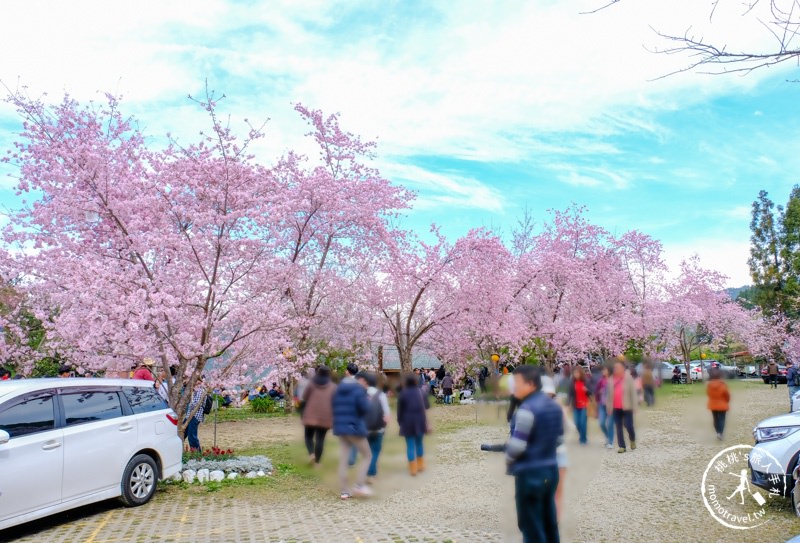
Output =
[{"x1": 0, "y1": 378, "x2": 182, "y2": 530}]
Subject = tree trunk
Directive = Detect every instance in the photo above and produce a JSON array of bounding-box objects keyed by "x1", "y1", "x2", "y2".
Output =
[{"x1": 399, "y1": 347, "x2": 413, "y2": 374}]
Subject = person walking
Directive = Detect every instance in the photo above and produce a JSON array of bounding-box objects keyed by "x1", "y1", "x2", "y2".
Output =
[
  {"x1": 441, "y1": 372, "x2": 454, "y2": 404},
  {"x1": 302, "y1": 365, "x2": 336, "y2": 467},
  {"x1": 332, "y1": 363, "x2": 372, "y2": 500},
  {"x1": 541, "y1": 375, "x2": 569, "y2": 521},
  {"x1": 295, "y1": 369, "x2": 311, "y2": 415},
  {"x1": 706, "y1": 368, "x2": 730, "y2": 440},
  {"x1": 397, "y1": 373, "x2": 430, "y2": 476},
  {"x1": 768, "y1": 360, "x2": 779, "y2": 389},
  {"x1": 606, "y1": 359, "x2": 637, "y2": 453},
  {"x1": 594, "y1": 366, "x2": 615, "y2": 449},
  {"x1": 361, "y1": 372, "x2": 390, "y2": 483},
  {"x1": 642, "y1": 364, "x2": 655, "y2": 407},
  {"x1": 566, "y1": 366, "x2": 589, "y2": 445},
  {"x1": 506, "y1": 365, "x2": 563, "y2": 543},
  {"x1": 787, "y1": 361, "x2": 799, "y2": 411},
  {"x1": 184, "y1": 378, "x2": 207, "y2": 452}
]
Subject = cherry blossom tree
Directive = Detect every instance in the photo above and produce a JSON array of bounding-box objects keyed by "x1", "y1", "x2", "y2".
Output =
[
  {"x1": 369, "y1": 227, "x2": 509, "y2": 374},
  {"x1": 511, "y1": 206, "x2": 637, "y2": 369},
  {"x1": 271, "y1": 106, "x2": 411, "y2": 385},
  {"x1": 655, "y1": 257, "x2": 759, "y2": 381},
  {"x1": 1, "y1": 90, "x2": 305, "y2": 428}
]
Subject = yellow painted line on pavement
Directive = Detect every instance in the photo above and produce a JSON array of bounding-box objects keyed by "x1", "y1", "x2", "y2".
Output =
[{"x1": 84, "y1": 511, "x2": 113, "y2": 543}]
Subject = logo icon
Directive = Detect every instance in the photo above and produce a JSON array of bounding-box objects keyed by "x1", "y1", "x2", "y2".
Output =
[{"x1": 701, "y1": 444, "x2": 785, "y2": 530}]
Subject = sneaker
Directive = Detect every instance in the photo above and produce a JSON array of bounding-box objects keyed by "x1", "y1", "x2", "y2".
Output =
[
  {"x1": 605, "y1": 443, "x2": 614, "y2": 450},
  {"x1": 618, "y1": 447, "x2": 626, "y2": 453},
  {"x1": 352, "y1": 485, "x2": 373, "y2": 498},
  {"x1": 631, "y1": 441, "x2": 637, "y2": 450},
  {"x1": 716, "y1": 433, "x2": 723, "y2": 441},
  {"x1": 340, "y1": 492, "x2": 351, "y2": 500}
]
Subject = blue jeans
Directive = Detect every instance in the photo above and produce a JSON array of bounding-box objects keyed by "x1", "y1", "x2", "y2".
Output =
[
  {"x1": 598, "y1": 405, "x2": 614, "y2": 446},
  {"x1": 789, "y1": 386, "x2": 799, "y2": 410},
  {"x1": 349, "y1": 433, "x2": 385, "y2": 475},
  {"x1": 515, "y1": 467, "x2": 560, "y2": 543},
  {"x1": 572, "y1": 407, "x2": 587, "y2": 444},
  {"x1": 405, "y1": 434, "x2": 424, "y2": 462},
  {"x1": 367, "y1": 433, "x2": 384, "y2": 476},
  {"x1": 185, "y1": 417, "x2": 200, "y2": 451}
]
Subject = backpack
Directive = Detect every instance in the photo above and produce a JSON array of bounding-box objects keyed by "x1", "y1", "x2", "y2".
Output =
[
  {"x1": 365, "y1": 392, "x2": 386, "y2": 432},
  {"x1": 793, "y1": 367, "x2": 800, "y2": 388},
  {"x1": 203, "y1": 392, "x2": 213, "y2": 415}
]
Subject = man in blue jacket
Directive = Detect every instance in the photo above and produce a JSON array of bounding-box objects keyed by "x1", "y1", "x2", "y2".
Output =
[
  {"x1": 332, "y1": 363, "x2": 373, "y2": 500},
  {"x1": 506, "y1": 365, "x2": 564, "y2": 543}
]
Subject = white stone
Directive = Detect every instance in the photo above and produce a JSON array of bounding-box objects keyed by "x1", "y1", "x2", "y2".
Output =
[
  {"x1": 209, "y1": 470, "x2": 225, "y2": 482},
  {"x1": 182, "y1": 470, "x2": 196, "y2": 484},
  {"x1": 245, "y1": 471, "x2": 258, "y2": 479},
  {"x1": 256, "y1": 470, "x2": 266, "y2": 477},
  {"x1": 171, "y1": 472, "x2": 183, "y2": 482},
  {"x1": 227, "y1": 472, "x2": 238, "y2": 480},
  {"x1": 196, "y1": 469, "x2": 210, "y2": 483}
]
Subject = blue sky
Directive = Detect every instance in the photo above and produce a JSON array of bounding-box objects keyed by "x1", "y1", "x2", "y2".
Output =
[{"x1": 1, "y1": 0, "x2": 800, "y2": 286}]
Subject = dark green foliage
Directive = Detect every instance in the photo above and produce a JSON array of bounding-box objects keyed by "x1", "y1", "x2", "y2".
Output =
[
  {"x1": 748, "y1": 187, "x2": 800, "y2": 318},
  {"x1": 250, "y1": 396, "x2": 277, "y2": 414}
]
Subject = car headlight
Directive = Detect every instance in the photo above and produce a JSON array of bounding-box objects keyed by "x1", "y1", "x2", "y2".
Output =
[{"x1": 755, "y1": 426, "x2": 800, "y2": 442}]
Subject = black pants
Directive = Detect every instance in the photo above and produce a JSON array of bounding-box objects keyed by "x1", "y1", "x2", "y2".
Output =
[
  {"x1": 643, "y1": 385, "x2": 655, "y2": 406},
  {"x1": 515, "y1": 466, "x2": 560, "y2": 543},
  {"x1": 613, "y1": 408, "x2": 635, "y2": 449},
  {"x1": 304, "y1": 425, "x2": 328, "y2": 463},
  {"x1": 712, "y1": 410, "x2": 726, "y2": 435},
  {"x1": 770, "y1": 374, "x2": 778, "y2": 388}
]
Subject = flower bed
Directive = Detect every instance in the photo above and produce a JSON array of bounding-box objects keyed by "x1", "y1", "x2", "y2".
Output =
[{"x1": 170, "y1": 449, "x2": 273, "y2": 484}]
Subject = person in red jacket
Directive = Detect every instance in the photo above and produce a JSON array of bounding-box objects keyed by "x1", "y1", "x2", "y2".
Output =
[
  {"x1": 132, "y1": 358, "x2": 155, "y2": 381},
  {"x1": 706, "y1": 368, "x2": 730, "y2": 440}
]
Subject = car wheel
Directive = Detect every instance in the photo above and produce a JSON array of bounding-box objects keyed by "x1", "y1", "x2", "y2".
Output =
[{"x1": 119, "y1": 454, "x2": 158, "y2": 507}]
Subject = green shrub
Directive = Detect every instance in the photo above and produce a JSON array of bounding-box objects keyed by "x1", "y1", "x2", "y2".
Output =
[{"x1": 250, "y1": 396, "x2": 276, "y2": 414}]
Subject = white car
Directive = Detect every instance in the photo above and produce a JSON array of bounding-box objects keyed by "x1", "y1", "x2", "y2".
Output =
[
  {"x1": 750, "y1": 411, "x2": 800, "y2": 499},
  {"x1": 0, "y1": 378, "x2": 182, "y2": 530}
]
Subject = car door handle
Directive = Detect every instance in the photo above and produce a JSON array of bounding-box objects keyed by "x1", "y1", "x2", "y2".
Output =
[
  {"x1": 42, "y1": 440, "x2": 62, "y2": 451},
  {"x1": 119, "y1": 423, "x2": 134, "y2": 432}
]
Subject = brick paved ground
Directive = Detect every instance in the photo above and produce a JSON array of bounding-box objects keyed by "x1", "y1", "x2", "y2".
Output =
[{"x1": 2, "y1": 420, "x2": 516, "y2": 543}]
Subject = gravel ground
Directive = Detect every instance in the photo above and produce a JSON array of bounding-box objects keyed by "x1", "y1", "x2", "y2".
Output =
[{"x1": 202, "y1": 384, "x2": 800, "y2": 542}]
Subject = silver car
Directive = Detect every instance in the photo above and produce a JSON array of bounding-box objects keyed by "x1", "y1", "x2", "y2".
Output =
[{"x1": 0, "y1": 378, "x2": 182, "y2": 530}]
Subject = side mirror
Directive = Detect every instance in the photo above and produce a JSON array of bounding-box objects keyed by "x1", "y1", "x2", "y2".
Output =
[{"x1": 0, "y1": 430, "x2": 9, "y2": 445}]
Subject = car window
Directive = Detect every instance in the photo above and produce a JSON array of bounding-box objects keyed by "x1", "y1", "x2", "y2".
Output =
[
  {"x1": 62, "y1": 391, "x2": 123, "y2": 426},
  {"x1": 123, "y1": 386, "x2": 167, "y2": 414},
  {"x1": 0, "y1": 395, "x2": 55, "y2": 438}
]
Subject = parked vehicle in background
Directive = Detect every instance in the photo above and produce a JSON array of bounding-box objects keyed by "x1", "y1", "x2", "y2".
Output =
[
  {"x1": 761, "y1": 365, "x2": 788, "y2": 384},
  {"x1": 744, "y1": 365, "x2": 758, "y2": 377},
  {"x1": 635, "y1": 361, "x2": 675, "y2": 382},
  {"x1": 0, "y1": 378, "x2": 183, "y2": 530},
  {"x1": 674, "y1": 362, "x2": 707, "y2": 381},
  {"x1": 706, "y1": 360, "x2": 739, "y2": 379}
]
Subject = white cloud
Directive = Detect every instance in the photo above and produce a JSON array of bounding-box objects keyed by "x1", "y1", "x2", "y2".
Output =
[
  {"x1": 0, "y1": 0, "x2": 790, "y2": 164},
  {"x1": 380, "y1": 163, "x2": 505, "y2": 213},
  {"x1": 662, "y1": 239, "x2": 752, "y2": 288}
]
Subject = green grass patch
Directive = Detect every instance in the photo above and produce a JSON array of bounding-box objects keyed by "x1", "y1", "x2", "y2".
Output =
[{"x1": 208, "y1": 406, "x2": 291, "y2": 423}]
